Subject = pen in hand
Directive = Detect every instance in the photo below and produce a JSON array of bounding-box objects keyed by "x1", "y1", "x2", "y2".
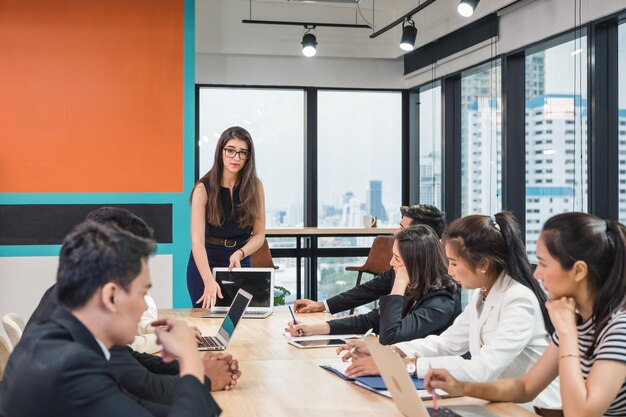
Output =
[
  {"x1": 350, "y1": 328, "x2": 374, "y2": 354},
  {"x1": 429, "y1": 362, "x2": 439, "y2": 411},
  {"x1": 288, "y1": 305, "x2": 303, "y2": 336}
]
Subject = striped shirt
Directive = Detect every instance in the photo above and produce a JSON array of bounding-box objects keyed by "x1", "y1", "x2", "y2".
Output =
[{"x1": 552, "y1": 310, "x2": 626, "y2": 416}]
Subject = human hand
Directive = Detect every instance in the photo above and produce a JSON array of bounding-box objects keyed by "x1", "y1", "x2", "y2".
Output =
[
  {"x1": 546, "y1": 297, "x2": 577, "y2": 336},
  {"x1": 336, "y1": 339, "x2": 371, "y2": 361},
  {"x1": 152, "y1": 319, "x2": 204, "y2": 381},
  {"x1": 287, "y1": 321, "x2": 330, "y2": 337},
  {"x1": 228, "y1": 250, "x2": 244, "y2": 271},
  {"x1": 197, "y1": 278, "x2": 223, "y2": 309},
  {"x1": 345, "y1": 356, "x2": 379, "y2": 378},
  {"x1": 425, "y1": 368, "x2": 465, "y2": 397},
  {"x1": 394, "y1": 266, "x2": 410, "y2": 287},
  {"x1": 202, "y1": 353, "x2": 242, "y2": 391},
  {"x1": 191, "y1": 325, "x2": 203, "y2": 342},
  {"x1": 294, "y1": 299, "x2": 325, "y2": 313}
]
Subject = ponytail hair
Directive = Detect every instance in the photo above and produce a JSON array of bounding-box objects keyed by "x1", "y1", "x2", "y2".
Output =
[
  {"x1": 541, "y1": 213, "x2": 626, "y2": 356},
  {"x1": 444, "y1": 212, "x2": 553, "y2": 335}
]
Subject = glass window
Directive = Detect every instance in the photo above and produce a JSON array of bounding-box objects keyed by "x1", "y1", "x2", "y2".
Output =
[
  {"x1": 525, "y1": 35, "x2": 588, "y2": 261},
  {"x1": 317, "y1": 91, "x2": 402, "y2": 228},
  {"x1": 197, "y1": 88, "x2": 305, "y2": 228},
  {"x1": 461, "y1": 61, "x2": 502, "y2": 216},
  {"x1": 419, "y1": 83, "x2": 442, "y2": 208},
  {"x1": 617, "y1": 23, "x2": 626, "y2": 223},
  {"x1": 317, "y1": 256, "x2": 374, "y2": 311}
]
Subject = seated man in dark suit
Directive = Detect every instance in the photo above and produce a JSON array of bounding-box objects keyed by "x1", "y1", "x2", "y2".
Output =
[
  {"x1": 25, "y1": 207, "x2": 240, "y2": 401},
  {"x1": 0, "y1": 221, "x2": 220, "y2": 416},
  {"x1": 295, "y1": 204, "x2": 448, "y2": 314}
]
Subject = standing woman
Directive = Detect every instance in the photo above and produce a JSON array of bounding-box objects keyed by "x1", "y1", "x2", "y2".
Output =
[{"x1": 187, "y1": 126, "x2": 265, "y2": 308}]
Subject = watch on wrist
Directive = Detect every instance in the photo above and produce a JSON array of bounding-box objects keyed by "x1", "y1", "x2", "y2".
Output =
[{"x1": 406, "y1": 358, "x2": 417, "y2": 376}]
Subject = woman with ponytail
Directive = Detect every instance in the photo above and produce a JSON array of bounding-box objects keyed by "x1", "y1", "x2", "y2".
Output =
[
  {"x1": 426, "y1": 212, "x2": 626, "y2": 417},
  {"x1": 340, "y1": 212, "x2": 561, "y2": 412}
]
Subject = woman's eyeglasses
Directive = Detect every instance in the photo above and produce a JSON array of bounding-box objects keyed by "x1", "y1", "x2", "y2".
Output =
[{"x1": 223, "y1": 147, "x2": 250, "y2": 160}]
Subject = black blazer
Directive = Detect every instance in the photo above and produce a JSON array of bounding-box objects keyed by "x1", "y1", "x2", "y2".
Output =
[
  {"x1": 325, "y1": 268, "x2": 396, "y2": 314},
  {"x1": 327, "y1": 289, "x2": 461, "y2": 344},
  {"x1": 0, "y1": 308, "x2": 221, "y2": 417}
]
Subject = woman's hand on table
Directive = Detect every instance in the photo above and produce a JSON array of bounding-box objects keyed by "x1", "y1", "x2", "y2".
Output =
[
  {"x1": 197, "y1": 278, "x2": 223, "y2": 309},
  {"x1": 287, "y1": 321, "x2": 330, "y2": 337}
]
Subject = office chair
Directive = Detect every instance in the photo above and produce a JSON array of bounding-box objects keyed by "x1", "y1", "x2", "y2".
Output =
[
  {"x1": 0, "y1": 335, "x2": 10, "y2": 384},
  {"x1": 251, "y1": 239, "x2": 278, "y2": 270},
  {"x1": 345, "y1": 235, "x2": 394, "y2": 314},
  {"x1": 2, "y1": 312, "x2": 25, "y2": 351}
]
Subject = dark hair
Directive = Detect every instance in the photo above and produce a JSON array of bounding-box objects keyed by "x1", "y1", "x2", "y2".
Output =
[
  {"x1": 396, "y1": 225, "x2": 457, "y2": 300},
  {"x1": 541, "y1": 212, "x2": 626, "y2": 356},
  {"x1": 400, "y1": 204, "x2": 447, "y2": 238},
  {"x1": 443, "y1": 212, "x2": 553, "y2": 334},
  {"x1": 56, "y1": 221, "x2": 156, "y2": 310},
  {"x1": 191, "y1": 126, "x2": 261, "y2": 228},
  {"x1": 85, "y1": 207, "x2": 153, "y2": 239}
]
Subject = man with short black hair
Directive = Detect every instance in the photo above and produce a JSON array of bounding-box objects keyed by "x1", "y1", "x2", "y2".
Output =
[{"x1": 0, "y1": 222, "x2": 220, "y2": 417}]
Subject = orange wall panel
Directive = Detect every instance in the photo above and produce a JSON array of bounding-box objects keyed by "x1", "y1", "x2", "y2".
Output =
[{"x1": 0, "y1": 0, "x2": 184, "y2": 192}]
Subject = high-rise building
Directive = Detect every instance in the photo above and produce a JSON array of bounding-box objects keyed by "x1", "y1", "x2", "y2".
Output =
[{"x1": 367, "y1": 180, "x2": 387, "y2": 222}]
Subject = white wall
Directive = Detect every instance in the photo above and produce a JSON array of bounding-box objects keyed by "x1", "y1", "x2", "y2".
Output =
[
  {"x1": 0, "y1": 255, "x2": 172, "y2": 348},
  {"x1": 196, "y1": 53, "x2": 405, "y2": 88}
]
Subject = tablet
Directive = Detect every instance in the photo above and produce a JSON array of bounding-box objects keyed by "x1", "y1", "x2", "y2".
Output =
[{"x1": 288, "y1": 338, "x2": 346, "y2": 349}]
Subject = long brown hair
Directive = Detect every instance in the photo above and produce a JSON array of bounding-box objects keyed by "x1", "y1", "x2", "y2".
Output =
[
  {"x1": 541, "y1": 213, "x2": 626, "y2": 356},
  {"x1": 443, "y1": 212, "x2": 554, "y2": 335},
  {"x1": 396, "y1": 225, "x2": 457, "y2": 300},
  {"x1": 191, "y1": 126, "x2": 261, "y2": 228}
]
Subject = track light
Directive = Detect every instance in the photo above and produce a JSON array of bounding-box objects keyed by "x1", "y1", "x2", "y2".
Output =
[
  {"x1": 302, "y1": 26, "x2": 317, "y2": 57},
  {"x1": 457, "y1": 0, "x2": 479, "y2": 17},
  {"x1": 399, "y1": 18, "x2": 417, "y2": 51}
]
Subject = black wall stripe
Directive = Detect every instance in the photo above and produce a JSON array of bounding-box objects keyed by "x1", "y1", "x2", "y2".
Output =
[
  {"x1": 0, "y1": 204, "x2": 173, "y2": 245},
  {"x1": 404, "y1": 13, "x2": 499, "y2": 75}
]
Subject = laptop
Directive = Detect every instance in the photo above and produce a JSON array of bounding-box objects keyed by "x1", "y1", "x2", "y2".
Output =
[
  {"x1": 197, "y1": 288, "x2": 252, "y2": 351},
  {"x1": 363, "y1": 338, "x2": 498, "y2": 417},
  {"x1": 202, "y1": 267, "x2": 274, "y2": 319}
]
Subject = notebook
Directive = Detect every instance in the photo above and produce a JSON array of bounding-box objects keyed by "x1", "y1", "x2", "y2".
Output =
[
  {"x1": 197, "y1": 288, "x2": 252, "y2": 351},
  {"x1": 202, "y1": 267, "x2": 274, "y2": 319},
  {"x1": 364, "y1": 338, "x2": 498, "y2": 417}
]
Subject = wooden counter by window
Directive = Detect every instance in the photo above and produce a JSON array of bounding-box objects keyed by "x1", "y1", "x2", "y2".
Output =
[{"x1": 265, "y1": 228, "x2": 396, "y2": 236}]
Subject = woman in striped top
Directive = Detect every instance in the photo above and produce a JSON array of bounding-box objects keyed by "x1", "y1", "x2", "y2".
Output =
[{"x1": 425, "y1": 212, "x2": 626, "y2": 417}]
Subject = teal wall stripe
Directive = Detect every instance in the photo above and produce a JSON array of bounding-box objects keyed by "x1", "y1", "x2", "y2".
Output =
[
  {"x1": 175, "y1": 0, "x2": 196, "y2": 308},
  {"x1": 0, "y1": 0, "x2": 196, "y2": 308}
]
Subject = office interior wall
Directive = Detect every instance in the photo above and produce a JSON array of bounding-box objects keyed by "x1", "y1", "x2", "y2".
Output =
[
  {"x1": 196, "y1": 53, "x2": 405, "y2": 89},
  {"x1": 0, "y1": 0, "x2": 196, "y2": 319},
  {"x1": 404, "y1": 0, "x2": 626, "y2": 87},
  {"x1": 0, "y1": 255, "x2": 172, "y2": 345}
]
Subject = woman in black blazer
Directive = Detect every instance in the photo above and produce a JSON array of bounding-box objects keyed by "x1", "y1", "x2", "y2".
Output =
[{"x1": 288, "y1": 225, "x2": 460, "y2": 344}]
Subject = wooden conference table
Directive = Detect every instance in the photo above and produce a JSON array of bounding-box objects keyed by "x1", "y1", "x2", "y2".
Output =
[{"x1": 158, "y1": 307, "x2": 539, "y2": 417}]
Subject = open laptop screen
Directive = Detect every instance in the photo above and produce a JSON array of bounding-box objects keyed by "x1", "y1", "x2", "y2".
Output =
[
  {"x1": 214, "y1": 269, "x2": 272, "y2": 308},
  {"x1": 217, "y1": 290, "x2": 252, "y2": 341}
]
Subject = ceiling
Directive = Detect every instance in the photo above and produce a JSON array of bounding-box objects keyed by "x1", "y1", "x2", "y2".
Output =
[{"x1": 196, "y1": 0, "x2": 519, "y2": 60}]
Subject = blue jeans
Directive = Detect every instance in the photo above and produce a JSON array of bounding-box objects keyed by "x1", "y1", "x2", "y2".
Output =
[{"x1": 186, "y1": 244, "x2": 251, "y2": 307}]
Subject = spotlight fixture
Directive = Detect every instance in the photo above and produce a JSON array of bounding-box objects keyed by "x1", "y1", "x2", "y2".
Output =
[
  {"x1": 301, "y1": 26, "x2": 317, "y2": 57},
  {"x1": 457, "y1": 0, "x2": 479, "y2": 17},
  {"x1": 399, "y1": 18, "x2": 417, "y2": 51}
]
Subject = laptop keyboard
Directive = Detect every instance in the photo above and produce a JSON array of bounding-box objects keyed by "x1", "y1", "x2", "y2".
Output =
[
  {"x1": 198, "y1": 336, "x2": 223, "y2": 349},
  {"x1": 244, "y1": 311, "x2": 267, "y2": 317},
  {"x1": 427, "y1": 408, "x2": 462, "y2": 417}
]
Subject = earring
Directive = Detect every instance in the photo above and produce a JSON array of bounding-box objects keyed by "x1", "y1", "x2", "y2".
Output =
[{"x1": 480, "y1": 270, "x2": 487, "y2": 301}]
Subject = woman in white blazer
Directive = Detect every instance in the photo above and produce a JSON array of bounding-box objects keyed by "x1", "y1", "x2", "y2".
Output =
[{"x1": 341, "y1": 212, "x2": 561, "y2": 412}]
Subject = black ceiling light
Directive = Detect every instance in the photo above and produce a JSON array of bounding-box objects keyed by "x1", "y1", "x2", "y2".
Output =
[
  {"x1": 399, "y1": 18, "x2": 417, "y2": 51},
  {"x1": 457, "y1": 0, "x2": 480, "y2": 17},
  {"x1": 301, "y1": 26, "x2": 317, "y2": 57}
]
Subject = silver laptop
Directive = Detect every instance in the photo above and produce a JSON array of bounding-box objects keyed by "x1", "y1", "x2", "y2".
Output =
[
  {"x1": 202, "y1": 267, "x2": 274, "y2": 319},
  {"x1": 198, "y1": 288, "x2": 252, "y2": 351},
  {"x1": 364, "y1": 338, "x2": 498, "y2": 417}
]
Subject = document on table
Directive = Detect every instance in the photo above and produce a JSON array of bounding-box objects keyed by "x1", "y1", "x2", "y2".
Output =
[{"x1": 353, "y1": 380, "x2": 449, "y2": 400}]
